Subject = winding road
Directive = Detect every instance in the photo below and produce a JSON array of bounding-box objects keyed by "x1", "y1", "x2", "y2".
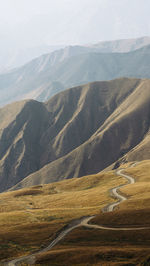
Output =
[
  {"x1": 103, "y1": 167, "x2": 135, "y2": 212},
  {"x1": 5, "y1": 163, "x2": 150, "y2": 266}
]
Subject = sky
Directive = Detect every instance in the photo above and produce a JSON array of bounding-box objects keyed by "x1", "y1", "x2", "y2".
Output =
[{"x1": 0, "y1": 0, "x2": 150, "y2": 49}]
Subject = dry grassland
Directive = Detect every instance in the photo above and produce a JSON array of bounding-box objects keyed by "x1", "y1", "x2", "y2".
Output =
[
  {"x1": 1, "y1": 161, "x2": 150, "y2": 265},
  {"x1": 0, "y1": 171, "x2": 123, "y2": 262},
  {"x1": 34, "y1": 160, "x2": 150, "y2": 266}
]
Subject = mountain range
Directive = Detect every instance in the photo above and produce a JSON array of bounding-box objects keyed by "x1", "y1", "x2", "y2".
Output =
[
  {"x1": 0, "y1": 77, "x2": 150, "y2": 192},
  {"x1": 90, "y1": 36, "x2": 150, "y2": 53},
  {"x1": 1, "y1": 37, "x2": 150, "y2": 106},
  {"x1": 1, "y1": 36, "x2": 150, "y2": 73}
]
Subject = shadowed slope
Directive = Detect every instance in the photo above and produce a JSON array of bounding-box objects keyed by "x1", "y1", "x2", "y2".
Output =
[
  {"x1": 1, "y1": 77, "x2": 144, "y2": 192},
  {"x1": 11, "y1": 78, "x2": 150, "y2": 190},
  {"x1": 0, "y1": 100, "x2": 51, "y2": 191}
]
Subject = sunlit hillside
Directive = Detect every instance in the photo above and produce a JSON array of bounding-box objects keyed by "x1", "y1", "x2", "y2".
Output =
[
  {"x1": 1, "y1": 161, "x2": 150, "y2": 265},
  {"x1": 0, "y1": 170, "x2": 122, "y2": 262}
]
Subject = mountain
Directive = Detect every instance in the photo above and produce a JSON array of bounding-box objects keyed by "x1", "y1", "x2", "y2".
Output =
[
  {"x1": 91, "y1": 36, "x2": 150, "y2": 53},
  {"x1": 1, "y1": 43, "x2": 150, "y2": 106},
  {"x1": 1, "y1": 36, "x2": 149, "y2": 73},
  {"x1": 0, "y1": 45, "x2": 99, "y2": 106},
  {"x1": 0, "y1": 77, "x2": 150, "y2": 192}
]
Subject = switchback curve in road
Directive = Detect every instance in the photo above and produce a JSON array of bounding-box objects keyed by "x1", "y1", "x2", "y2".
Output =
[
  {"x1": 103, "y1": 167, "x2": 135, "y2": 212},
  {"x1": 5, "y1": 163, "x2": 150, "y2": 266}
]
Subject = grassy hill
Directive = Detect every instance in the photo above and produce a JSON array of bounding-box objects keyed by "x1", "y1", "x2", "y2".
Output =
[
  {"x1": 1, "y1": 160, "x2": 150, "y2": 265},
  {"x1": 36, "y1": 161, "x2": 150, "y2": 266},
  {"x1": 0, "y1": 170, "x2": 122, "y2": 262}
]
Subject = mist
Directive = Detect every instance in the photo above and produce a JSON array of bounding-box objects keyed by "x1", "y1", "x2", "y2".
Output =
[{"x1": 0, "y1": 0, "x2": 150, "y2": 50}]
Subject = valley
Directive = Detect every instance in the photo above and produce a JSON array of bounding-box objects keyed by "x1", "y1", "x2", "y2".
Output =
[{"x1": 1, "y1": 1, "x2": 150, "y2": 264}]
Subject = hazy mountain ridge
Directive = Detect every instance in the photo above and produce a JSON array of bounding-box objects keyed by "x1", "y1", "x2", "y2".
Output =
[
  {"x1": 0, "y1": 78, "x2": 150, "y2": 192},
  {"x1": 1, "y1": 40, "x2": 150, "y2": 106},
  {"x1": 1, "y1": 36, "x2": 150, "y2": 73},
  {"x1": 0, "y1": 45, "x2": 65, "y2": 73},
  {"x1": 91, "y1": 36, "x2": 150, "y2": 53}
]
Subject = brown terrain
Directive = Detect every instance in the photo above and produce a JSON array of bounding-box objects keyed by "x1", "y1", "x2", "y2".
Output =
[
  {"x1": 0, "y1": 77, "x2": 150, "y2": 265},
  {"x1": 0, "y1": 78, "x2": 150, "y2": 192}
]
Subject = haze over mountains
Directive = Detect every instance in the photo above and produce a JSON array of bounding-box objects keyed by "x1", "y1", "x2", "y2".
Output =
[
  {"x1": 0, "y1": 36, "x2": 150, "y2": 107},
  {"x1": 0, "y1": 45, "x2": 64, "y2": 73},
  {"x1": 1, "y1": 36, "x2": 150, "y2": 72},
  {"x1": 0, "y1": 77, "x2": 150, "y2": 192},
  {"x1": 0, "y1": 36, "x2": 150, "y2": 192}
]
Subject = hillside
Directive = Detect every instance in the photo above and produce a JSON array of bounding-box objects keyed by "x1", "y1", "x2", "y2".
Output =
[
  {"x1": 1, "y1": 160, "x2": 150, "y2": 265},
  {"x1": 51, "y1": 160, "x2": 150, "y2": 266},
  {"x1": 0, "y1": 78, "x2": 150, "y2": 192},
  {"x1": 0, "y1": 169, "x2": 122, "y2": 263},
  {"x1": 11, "y1": 78, "x2": 150, "y2": 191},
  {"x1": 0, "y1": 45, "x2": 98, "y2": 106},
  {"x1": 1, "y1": 43, "x2": 150, "y2": 106}
]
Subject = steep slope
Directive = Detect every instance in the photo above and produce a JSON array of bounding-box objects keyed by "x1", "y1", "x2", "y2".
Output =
[
  {"x1": 0, "y1": 78, "x2": 143, "y2": 192},
  {"x1": 0, "y1": 100, "x2": 51, "y2": 191},
  {"x1": 124, "y1": 131, "x2": 150, "y2": 162},
  {"x1": 1, "y1": 43, "x2": 150, "y2": 106},
  {"x1": 7, "y1": 78, "x2": 150, "y2": 191}
]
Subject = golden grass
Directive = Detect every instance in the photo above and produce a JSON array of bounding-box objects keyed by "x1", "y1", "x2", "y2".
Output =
[
  {"x1": 35, "y1": 245, "x2": 150, "y2": 266},
  {"x1": 118, "y1": 160, "x2": 150, "y2": 211},
  {"x1": 33, "y1": 160, "x2": 150, "y2": 265},
  {"x1": 0, "y1": 171, "x2": 124, "y2": 262},
  {"x1": 0, "y1": 171, "x2": 124, "y2": 216},
  {"x1": 34, "y1": 220, "x2": 150, "y2": 265},
  {"x1": 1, "y1": 160, "x2": 150, "y2": 265}
]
